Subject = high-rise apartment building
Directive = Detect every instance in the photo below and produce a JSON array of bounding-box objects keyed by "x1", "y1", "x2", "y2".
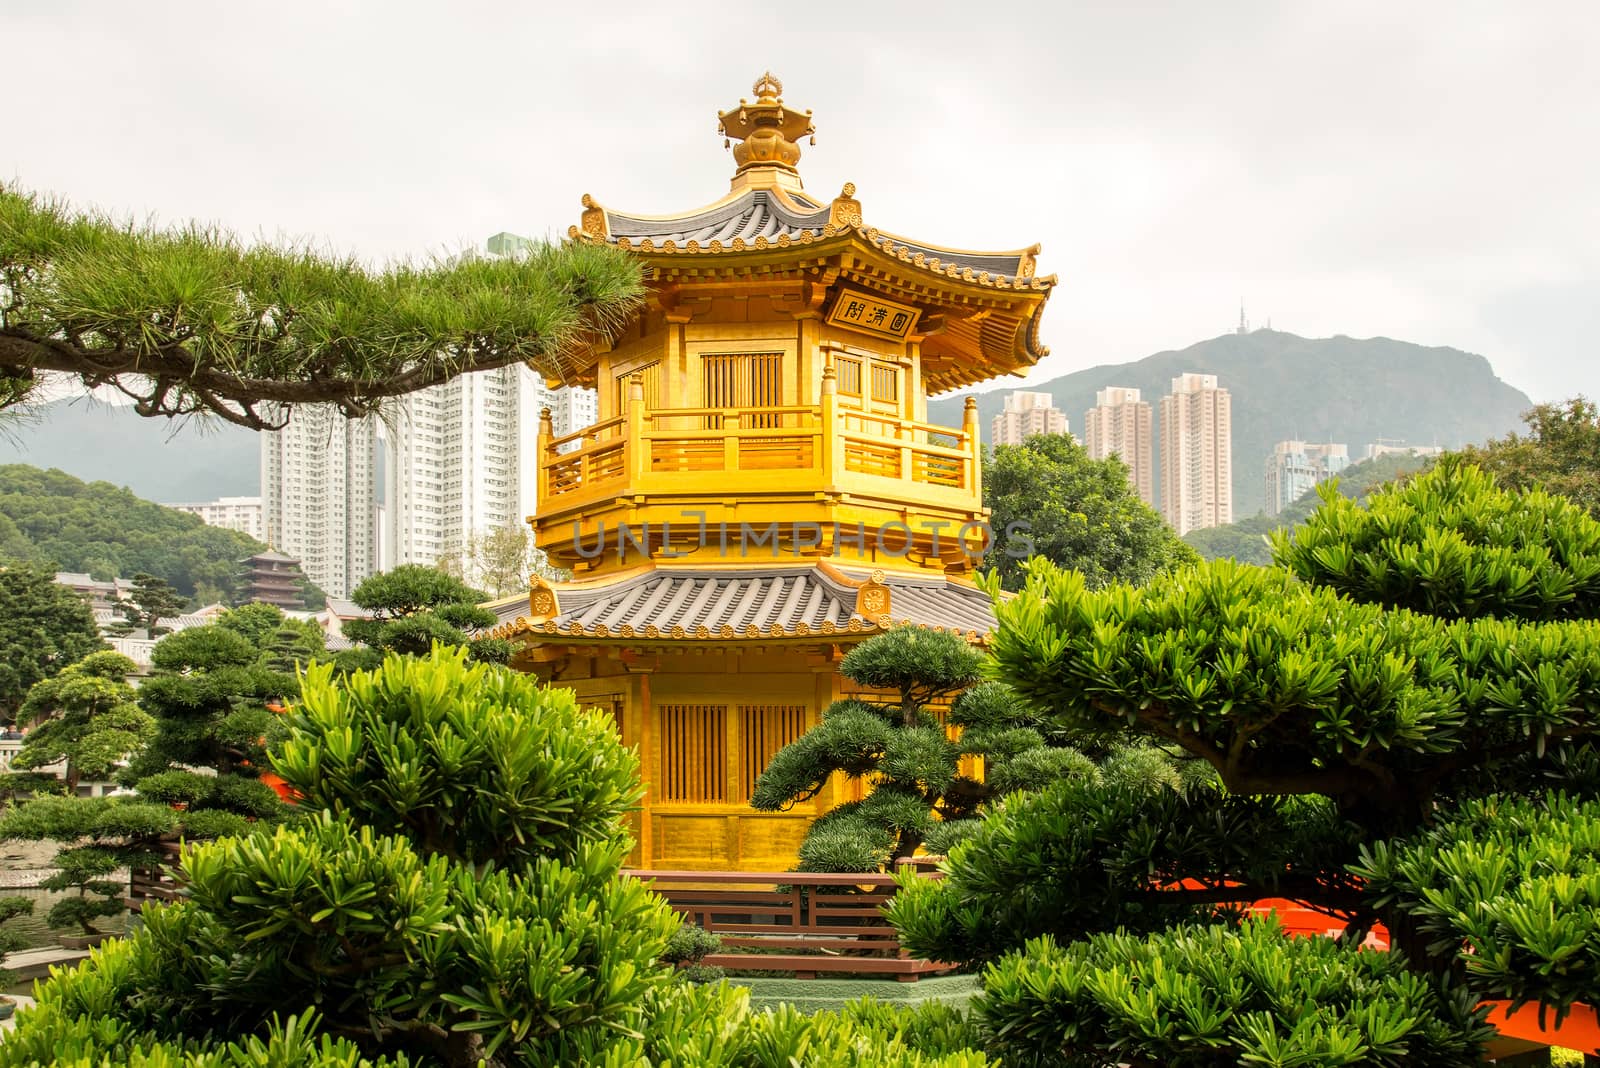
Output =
[
  {"x1": 383, "y1": 366, "x2": 597, "y2": 584},
  {"x1": 1159, "y1": 373, "x2": 1233, "y2": 535},
  {"x1": 1264, "y1": 440, "x2": 1349, "y2": 516},
  {"x1": 260, "y1": 407, "x2": 378, "y2": 599},
  {"x1": 991, "y1": 390, "x2": 1068, "y2": 446},
  {"x1": 167, "y1": 495, "x2": 265, "y2": 541},
  {"x1": 1083, "y1": 386, "x2": 1154, "y2": 505}
]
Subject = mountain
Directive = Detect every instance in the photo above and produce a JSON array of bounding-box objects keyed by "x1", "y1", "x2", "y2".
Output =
[
  {"x1": 0, "y1": 463, "x2": 323, "y2": 608},
  {"x1": 927, "y1": 331, "x2": 1532, "y2": 517},
  {"x1": 0, "y1": 399, "x2": 258, "y2": 503}
]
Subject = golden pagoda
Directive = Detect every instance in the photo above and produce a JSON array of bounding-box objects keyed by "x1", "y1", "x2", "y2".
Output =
[{"x1": 489, "y1": 74, "x2": 1055, "y2": 870}]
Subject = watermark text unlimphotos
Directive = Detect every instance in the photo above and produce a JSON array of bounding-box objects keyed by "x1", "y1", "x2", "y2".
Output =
[{"x1": 564, "y1": 510, "x2": 1034, "y2": 561}]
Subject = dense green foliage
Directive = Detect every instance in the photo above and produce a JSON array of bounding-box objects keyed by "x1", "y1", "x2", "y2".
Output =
[
  {"x1": 1354, "y1": 793, "x2": 1600, "y2": 1019},
  {"x1": 14, "y1": 650, "x2": 154, "y2": 790},
  {"x1": 927, "y1": 329, "x2": 1530, "y2": 516},
  {"x1": 0, "y1": 464, "x2": 325, "y2": 605},
  {"x1": 977, "y1": 919, "x2": 1490, "y2": 1068},
  {"x1": 0, "y1": 647, "x2": 993, "y2": 1067},
  {"x1": 0, "y1": 562, "x2": 104, "y2": 719},
  {"x1": 0, "y1": 182, "x2": 645, "y2": 428},
  {"x1": 1274, "y1": 459, "x2": 1600, "y2": 620},
  {"x1": 342, "y1": 565, "x2": 509, "y2": 667},
  {"x1": 982, "y1": 433, "x2": 1196, "y2": 591},
  {"x1": 0, "y1": 605, "x2": 325, "y2": 940},
  {"x1": 889, "y1": 780, "x2": 1356, "y2": 965},
  {"x1": 275, "y1": 655, "x2": 640, "y2": 869},
  {"x1": 1458, "y1": 397, "x2": 1600, "y2": 517},
  {"x1": 1183, "y1": 453, "x2": 1434, "y2": 565},
  {"x1": 890, "y1": 462, "x2": 1600, "y2": 1064}
]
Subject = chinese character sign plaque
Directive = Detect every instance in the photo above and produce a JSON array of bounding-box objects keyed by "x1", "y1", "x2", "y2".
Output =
[{"x1": 825, "y1": 287, "x2": 921, "y2": 341}]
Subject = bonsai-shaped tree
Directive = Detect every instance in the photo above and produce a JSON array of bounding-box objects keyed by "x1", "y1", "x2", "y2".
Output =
[
  {"x1": 341, "y1": 564, "x2": 510, "y2": 668},
  {"x1": 0, "y1": 646, "x2": 993, "y2": 1067},
  {"x1": 0, "y1": 609, "x2": 307, "y2": 940},
  {"x1": 890, "y1": 461, "x2": 1600, "y2": 1065},
  {"x1": 120, "y1": 617, "x2": 296, "y2": 823},
  {"x1": 107, "y1": 573, "x2": 187, "y2": 638},
  {"x1": 0, "y1": 795, "x2": 180, "y2": 944},
  {"x1": 11, "y1": 651, "x2": 153, "y2": 793},
  {"x1": 211, "y1": 601, "x2": 328, "y2": 676},
  {"x1": 751, "y1": 627, "x2": 1097, "y2": 872}
]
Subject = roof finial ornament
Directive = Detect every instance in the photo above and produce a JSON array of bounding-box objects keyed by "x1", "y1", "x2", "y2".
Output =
[
  {"x1": 718, "y1": 73, "x2": 815, "y2": 191},
  {"x1": 753, "y1": 72, "x2": 783, "y2": 100}
]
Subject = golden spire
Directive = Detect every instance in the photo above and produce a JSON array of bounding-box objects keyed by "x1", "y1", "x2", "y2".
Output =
[{"x1": 718, "y1": 73, "x2": 815, "y2": 192}]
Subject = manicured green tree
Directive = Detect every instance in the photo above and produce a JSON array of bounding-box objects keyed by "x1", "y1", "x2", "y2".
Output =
[
  {"x1": 107, "y1": 572, "x2": 187, "y2": 638},
  {"x1": 12, "y1": 651, "x2": 153, "y2": 793},
  {"x1": 0, "y1": 563, "x2": 104, "y2": 721},
  {"x1": 751, "y1": 627, "x2": 1096, "y2": 871},
  {"x1": 344, "y1": 564, "x2": 510, "y2": 665},
  {"x1": 983, "y1": 433, "x2": 1197, "y2": 592},
  {"x1": 0, "y1": 646, "x2": 993, "y2": 1068},
  {"x1": 0, "y1": 183, "x2": 644, "y2": 428},
  {"x1": 889, "y1": 462, "x2": 1600, "y2": 1064},
  {"x1": 122, "y1": 616, "x2": 295, "y2": 822},
  {"x1": 0, "y1": 795, "x2": 183, "y2": 940},
  {"x1": 212, "y1": 601, "x2": 328, "y2": 674}
]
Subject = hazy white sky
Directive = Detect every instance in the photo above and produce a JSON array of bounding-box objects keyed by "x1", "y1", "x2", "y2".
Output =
[{"x1": 6, "y1": 1, "x2": 1597, "y2": 403}]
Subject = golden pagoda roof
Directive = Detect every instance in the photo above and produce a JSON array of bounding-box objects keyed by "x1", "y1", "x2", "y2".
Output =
[
  {"x1": 562, "y1": 74, "x2": 1056, "y2": 391},
  {"x1": 485, "y1": 563, "x2": 996, "y2": 646},
  {"x1": 574, "y1": 186, "x2": 1049, "y2": 293}
]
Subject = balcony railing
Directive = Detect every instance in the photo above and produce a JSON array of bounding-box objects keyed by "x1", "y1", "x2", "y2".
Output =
[{"x1": 537, "y1": 389, "x2": 981, "y2": 517}]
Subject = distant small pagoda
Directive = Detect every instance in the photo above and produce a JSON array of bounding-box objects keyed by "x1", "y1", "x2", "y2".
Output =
[{"x1": 238, "y1": 550, "x2": 308, "y2": 610}]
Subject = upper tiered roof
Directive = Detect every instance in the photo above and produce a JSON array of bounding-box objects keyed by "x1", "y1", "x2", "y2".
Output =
[{"x1": 565, "y1": 74, "x2": 1054, "y2": 391}]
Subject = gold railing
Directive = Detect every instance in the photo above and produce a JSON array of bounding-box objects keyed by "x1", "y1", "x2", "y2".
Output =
[{"x1": 538, "y1": 392, "x2": 982, "y2": 514}]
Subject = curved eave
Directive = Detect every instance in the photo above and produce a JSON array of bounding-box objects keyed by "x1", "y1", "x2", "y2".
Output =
[
  {"x1": 489, "y1": 614, "x2": 986, "y2": 646},
  {"x1": 607, "y1": 231, "x2": 1051, "y2": 390},
  {"x1": 574, "y1": 224, "x2": 1056, "y2": 295}
]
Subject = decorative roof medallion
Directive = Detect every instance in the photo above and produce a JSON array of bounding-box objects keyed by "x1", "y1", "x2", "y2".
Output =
[
  {"x1": 528, "y1": 575, "x2": 560, "y2": 623},
  {"x1": 854, "y1": 570, "x2": 892, "y2": 620}
]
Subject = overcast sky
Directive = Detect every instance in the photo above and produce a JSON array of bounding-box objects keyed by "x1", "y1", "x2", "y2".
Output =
[{"x1": 7, "y1": 1, "x2": 1597, "y2": 404}]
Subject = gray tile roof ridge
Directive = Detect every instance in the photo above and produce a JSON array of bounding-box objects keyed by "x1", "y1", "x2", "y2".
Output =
[{"x1": 604, "y1": 189, "x2": 831, "y2": 240}]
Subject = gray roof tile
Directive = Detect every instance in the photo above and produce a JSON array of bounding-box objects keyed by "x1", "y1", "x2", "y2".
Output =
[{"x1": 487, "y1": 565, "x2": 996, "y2": 643}]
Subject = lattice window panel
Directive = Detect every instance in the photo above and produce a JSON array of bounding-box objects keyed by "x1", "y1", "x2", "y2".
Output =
[
  {"x1": 659, "y1": 703, "x2": 727, "y2": 803},
  {"x1": 739, "y1": 703, "x2": 808, "y2": 800},
  {"x1": 702, "y1": 352, "x2": 783, "y2": 428},
  {"x1": 869, "y1": 362, "x2": 900, "y2": 405},
  {"x1": 835, "y1": 356, "x2": 863, "y2": 397},
  {"x1": 614, "y1": 359, "x2": 665, "y2": 412}
]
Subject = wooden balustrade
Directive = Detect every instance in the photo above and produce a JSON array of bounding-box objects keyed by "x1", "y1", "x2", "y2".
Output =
[
  {"x1": 538, "y1": 402, "x2": 980, "y2": 512},
  {"x1": 623, "y1": 867, "x2": 957, "y2": 981}
]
